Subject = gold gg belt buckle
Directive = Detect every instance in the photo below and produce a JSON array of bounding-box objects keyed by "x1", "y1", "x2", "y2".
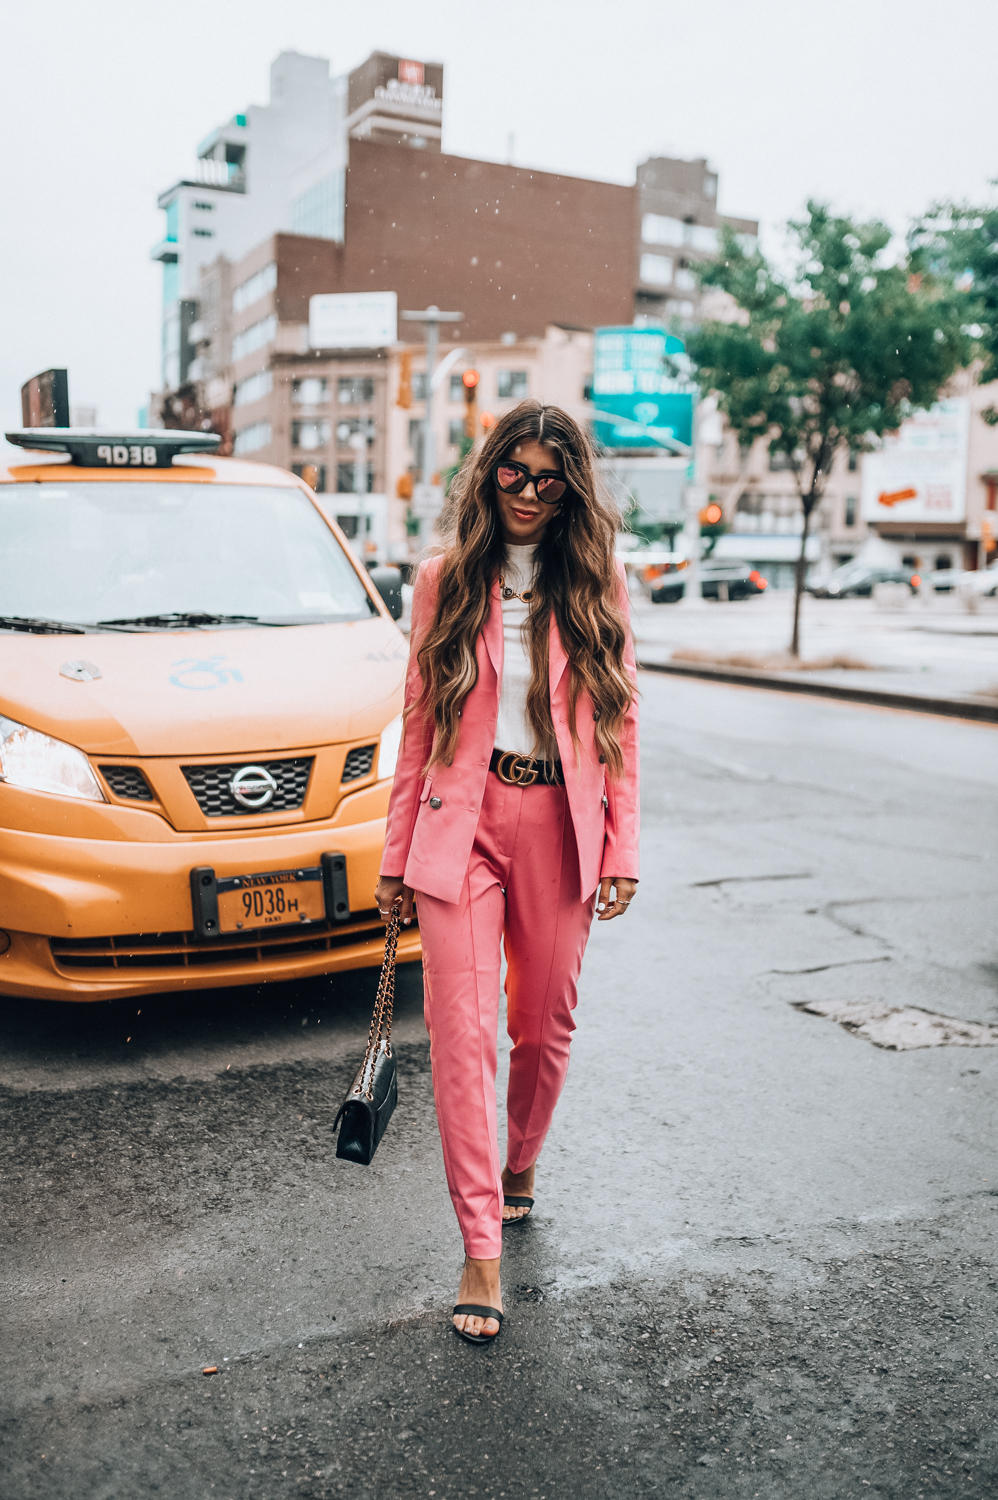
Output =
[{"x1": 495, "y1": 751, "x2": 540, "y2": 786}]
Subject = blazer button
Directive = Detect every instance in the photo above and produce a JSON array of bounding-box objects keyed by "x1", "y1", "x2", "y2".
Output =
[{"x1": 429, "y1": 796, "x2": 442, "y2": 809}]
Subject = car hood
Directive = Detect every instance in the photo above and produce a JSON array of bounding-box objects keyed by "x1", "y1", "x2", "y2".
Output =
[{"x1": 0, "y1": 619, "x2": 409, "y2": 756}]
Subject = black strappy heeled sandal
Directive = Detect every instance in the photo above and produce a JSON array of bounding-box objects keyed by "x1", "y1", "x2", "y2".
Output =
[
  {"x1": 502, "y1": 1194, "x2": 534, "y2": 1225},
  {"x1": 452, "y1": 1304, "x2": 504, "y2": 1344}
]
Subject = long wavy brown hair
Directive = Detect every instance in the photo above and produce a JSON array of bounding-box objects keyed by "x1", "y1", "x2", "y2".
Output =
[{"x1": 411, "y1": 400, "x2": 634, "y2": 776}]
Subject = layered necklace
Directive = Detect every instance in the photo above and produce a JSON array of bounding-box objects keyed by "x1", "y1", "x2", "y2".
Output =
[{"x1": 500, "y1": 577, "x2": 534, "y2": 603}]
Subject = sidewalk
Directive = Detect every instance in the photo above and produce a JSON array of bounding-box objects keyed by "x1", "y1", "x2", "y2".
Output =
[{"x1": 631, "y1": 588, "x2": 998, "y2": 721}]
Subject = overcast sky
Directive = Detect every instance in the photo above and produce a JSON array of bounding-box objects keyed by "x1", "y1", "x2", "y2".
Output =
[{"x1": 2, "y1": 0, "x2": 997, "y2": 440}]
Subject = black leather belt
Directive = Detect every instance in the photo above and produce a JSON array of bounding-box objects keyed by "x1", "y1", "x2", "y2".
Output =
[{"x1": 489, "y1": 748, "x2": 564, "y2": 786}]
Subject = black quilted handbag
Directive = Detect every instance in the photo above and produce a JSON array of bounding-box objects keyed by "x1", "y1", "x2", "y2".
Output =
[{"x1": 333, "y1": 908, "x2": 400, "y2": 1164}]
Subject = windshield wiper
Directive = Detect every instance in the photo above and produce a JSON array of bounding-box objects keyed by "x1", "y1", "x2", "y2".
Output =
[
  {"x1": 0, "y1": 615, "x2": 90, "y2": 635},
  {"x1": 94, "y1": 611, "x2": 287, "y2": 630}
]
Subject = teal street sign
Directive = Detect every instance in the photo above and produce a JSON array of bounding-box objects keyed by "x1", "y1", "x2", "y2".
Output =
[{"x1": 590, "y1": 327, "x2": 696, "y2": 452}]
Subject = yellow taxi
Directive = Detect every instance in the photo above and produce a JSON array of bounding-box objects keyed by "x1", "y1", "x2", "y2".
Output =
[{"x1": 0, "y1": 425, "x2": 417, "y2": 1001}]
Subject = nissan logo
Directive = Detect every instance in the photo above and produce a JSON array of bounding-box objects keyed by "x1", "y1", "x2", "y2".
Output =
[{"x1": 230, "y1": 764, "x2": 278, "y2": 809}]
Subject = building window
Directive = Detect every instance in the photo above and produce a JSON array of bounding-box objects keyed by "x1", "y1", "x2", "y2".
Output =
[
  {"x1": 411, "y1": 372, "x2": 428, "y2": 401},
  {"x1": 497, "y1": 370, "x2": 528, "y2": 399},
  {"x1": 336, "y1": 418, "x2": 375, "y2": 447},
  {"x1": 687, "y1": 224, "x2": 719, "y2": 252},
  {"x1": 640, "y1": 254, "x2": 673, "y2": 287},
  {"x1": 642, "y1": 213, "x2": 684, "y2": 248},
  {"x1": 641, "y1": 214, "x2": 719, "y2": 253},
  {"x1": 845, "y1": 495, "x2": 857, "y2": 527},
  {"x1": 162, "y1": 261, "x2": 179, "y2": 307},
  {"x1": 292, "y1": 462, "x2": 327, "y2": 492},
  {"x1": 232, "y1": 263, "x2": 277, "y2": 315},
  {"x1": 934, "y1": 554, "x2": 952, "y2": 571},
  {"x1": 448, "y1": 419, "x2": 466, "y2": 446},
  {"x1": 449, "y1": 374, "x2": 465, "y2": 402},
  {"x1": 234, "y1": 370, "x2": 273, "y2": 407},
  {"x1": 192, "y1": 228, "x2": 215, "y2": 238},
  {"x1": 233, "y1": 421, "x2": 271, "y2": 455},
  {"x1": 192, "y1": 201, "x2": 215, "y2": 212},
  {"x1": 337, "y1": 376, "x2": 375, "y2": 404},
  {"x1": 291, "y1": 419, "x2": 331, "y2": 451},
  {"x1": 848, "y1": 450, "x2": 858, "y2": 471},
  {"x1": 336, "y1": 462, "x2": 374, "y2": 493},
  {"x1": 232, "y1": 314, "x2": 277, "y2": 362},
  {"x1": 768, "y1": 450, "x2": 796, "y2": 472},
  {"x1": 290, "y1": 168, "x2": 346, "y2": 243},
  {"x1": 674, "y1": 267, "x2": 696, "y2": 291},
  {"x1": 293, "y1": 377, "x2": 329, "y2": 405}
]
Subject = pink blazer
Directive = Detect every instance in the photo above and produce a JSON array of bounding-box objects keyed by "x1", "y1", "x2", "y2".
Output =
[{"x1": 380, "y1": 554, "x2": 640, "y2": 905}]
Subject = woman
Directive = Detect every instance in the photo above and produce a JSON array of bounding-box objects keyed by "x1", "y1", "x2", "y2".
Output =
[{"x1": 375, "y1": 400, "x2": 639, "y2": 1344}]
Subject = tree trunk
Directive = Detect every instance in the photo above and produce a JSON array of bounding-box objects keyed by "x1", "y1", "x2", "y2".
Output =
[{"x1": 789, "y1": 502, "x2": 813, "y2": 657}]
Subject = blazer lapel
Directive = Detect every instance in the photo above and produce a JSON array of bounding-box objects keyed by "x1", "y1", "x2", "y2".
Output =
[{"x1": 482, "y1": 576, "x2": 503, "y2": 678}]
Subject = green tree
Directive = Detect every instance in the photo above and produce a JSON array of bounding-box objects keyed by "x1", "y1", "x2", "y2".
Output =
[
  {"x1": 910, "y1": 195, "x2": 997, "y2": 397},
  {"x1": 689, "y1": 202, "x2": 972, "y2": 655}
]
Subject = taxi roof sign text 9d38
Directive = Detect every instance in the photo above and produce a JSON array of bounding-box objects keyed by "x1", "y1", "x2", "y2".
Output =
[{"x1": 5, "y1": 429, "x2": 221, "y2": 468}]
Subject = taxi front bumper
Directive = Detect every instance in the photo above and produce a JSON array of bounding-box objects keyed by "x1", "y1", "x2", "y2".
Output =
[{"x1": 0, "y1": 814, "x2": 416, "y2": 1002}]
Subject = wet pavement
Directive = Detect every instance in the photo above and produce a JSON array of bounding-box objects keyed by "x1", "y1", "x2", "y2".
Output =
[
  {"x1": 631, "y1": 591, "x2": 998, "y2": 705},
  {"x1": 2, "y1": 674, "x2": 998, "y2": 1498}
]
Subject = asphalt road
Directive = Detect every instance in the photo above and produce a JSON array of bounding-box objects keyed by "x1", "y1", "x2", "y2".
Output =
[{"x1": 2, "y1": 675, "x2": 998, "y2": 1500}]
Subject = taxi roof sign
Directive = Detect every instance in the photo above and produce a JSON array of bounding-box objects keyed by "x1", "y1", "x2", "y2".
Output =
[{"x1": 5, "y1": 429, "x2": 221, "y2": 468}]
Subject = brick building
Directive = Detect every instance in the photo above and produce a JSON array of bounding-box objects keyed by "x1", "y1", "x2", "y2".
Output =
[{"x1": 152, "y1": 48, "x2": 758, "y2": 559}]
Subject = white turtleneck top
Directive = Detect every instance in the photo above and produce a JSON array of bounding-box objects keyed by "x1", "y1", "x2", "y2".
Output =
[{"x1": 494, "y1": 543, "x2": 539, "y2": 756}]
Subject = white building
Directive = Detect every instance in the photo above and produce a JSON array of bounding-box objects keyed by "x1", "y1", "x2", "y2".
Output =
[{"x1": 152, "y1": 53, "x2": 349, "y2": 392}]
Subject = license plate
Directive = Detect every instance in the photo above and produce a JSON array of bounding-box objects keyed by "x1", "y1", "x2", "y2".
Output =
[{"x1": 216, "y1": 866, "x2": 326, "y2": 934}]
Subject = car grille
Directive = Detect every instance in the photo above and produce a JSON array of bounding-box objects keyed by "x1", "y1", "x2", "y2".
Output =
[
  {"x1": 182, "y1": 758, "x2": 313, "y2": 817},
  {"x1": 342, "y1": 744, "x2": 376, "y2": 782},
  {"x1": 100, "y1": 765, "x2": 154, "y2": 801},
  {"x1": 49, "y1": 909, "x2": 400, "y2": 972}
]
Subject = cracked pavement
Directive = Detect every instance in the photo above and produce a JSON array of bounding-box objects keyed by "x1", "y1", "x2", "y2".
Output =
[{"x1": 2, "y1": 675, "x2": 997, "y2": 1498}]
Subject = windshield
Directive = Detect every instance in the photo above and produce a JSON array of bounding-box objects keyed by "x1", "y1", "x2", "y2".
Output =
[
  {"x1": 0, "y1": 483, "x2": 375, "y2": 628},
  {"x1": 828, "y1": 560, "x2": 872, "y2": 584}
]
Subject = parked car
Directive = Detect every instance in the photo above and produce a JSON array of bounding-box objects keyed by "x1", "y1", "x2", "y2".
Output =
[
  {"x1": 919, "y1": 567, "x2": 963, "y2": 593},
  {"x1": 1, "y1": 424, "x2": 414, "y2": 1003},
  {"x1": 807, "y1": 561, "x2": 917, "y2": 598},
  {"x1": 650, "y1": 559, "x2": 768, "y2": 603},
  {"x1": 959, "y1": 560, "x2": 998, "y2": 599}
]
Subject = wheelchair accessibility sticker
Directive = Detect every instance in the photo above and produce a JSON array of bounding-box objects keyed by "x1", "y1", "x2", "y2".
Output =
[{"x1": 169, "y1": 656, "x2": 245, "y2": 690}]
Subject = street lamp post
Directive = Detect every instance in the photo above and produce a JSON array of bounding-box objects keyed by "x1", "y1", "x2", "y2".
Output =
[
  {"x1": 678, "y1": 393, "x2": 706, "y2": 611},
  {"x1": 400, "y1": 305, "x2": 463, "y2": 543}
]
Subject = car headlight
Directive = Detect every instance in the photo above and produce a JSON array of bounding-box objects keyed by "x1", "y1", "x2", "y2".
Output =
[
  {"x1": 377, "y1": 713, "x2": 404, "y2": 781},
  {"x1": 0, "y1": 714, "x2": 106, "y2": 802}
]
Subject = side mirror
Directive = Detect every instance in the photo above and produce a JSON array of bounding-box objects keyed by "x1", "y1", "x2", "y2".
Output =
[{"x1": 368, "y1": 565, "x2": 403, "y2": 621}]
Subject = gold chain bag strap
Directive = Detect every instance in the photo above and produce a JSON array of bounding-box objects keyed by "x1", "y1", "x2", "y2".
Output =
[{"x1": 333, "y1": 907, "x2": 400, "y2": 1164}]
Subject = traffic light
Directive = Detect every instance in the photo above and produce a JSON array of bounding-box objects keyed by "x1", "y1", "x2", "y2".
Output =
[
  {"x1": 462, "y1": 369, "x2": 479, "y2": 439},
  {"x1": 699, "y1": 502, "x2": 723, "y2": 526}
]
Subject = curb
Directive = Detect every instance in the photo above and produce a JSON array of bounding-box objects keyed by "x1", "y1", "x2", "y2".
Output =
[{"x1": 636, "y1": 657, "x2": 998, "y2": 725}]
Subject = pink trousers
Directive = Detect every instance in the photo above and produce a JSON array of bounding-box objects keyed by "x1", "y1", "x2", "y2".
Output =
[{"x1": 415, "y1": 772, "x2": 596, "y2": 1259}]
